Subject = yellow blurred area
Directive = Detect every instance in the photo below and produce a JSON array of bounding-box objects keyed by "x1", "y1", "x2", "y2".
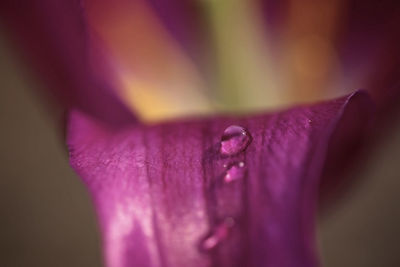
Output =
[
  {"x1": 85, "y1": 0, "x2": 359, "y2": 122},
  {"x1": 119, "y1": 74, "x2": 213, "y2": 121}
]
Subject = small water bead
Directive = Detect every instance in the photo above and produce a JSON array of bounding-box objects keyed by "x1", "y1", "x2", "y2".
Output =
[
  {"x1": 220, "y1": 125, "x2": 251, "y2": 155},
  {"x1": 224, "y1": 162, "x2": 246, "y2": 183},
  {"x1": 201, "y1": 217, "x2": 235, "y2": 251}
]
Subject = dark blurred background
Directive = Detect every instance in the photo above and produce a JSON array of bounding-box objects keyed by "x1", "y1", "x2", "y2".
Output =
[{"x1": 1, "y1": 26, "x2": 400, "y2": 267}]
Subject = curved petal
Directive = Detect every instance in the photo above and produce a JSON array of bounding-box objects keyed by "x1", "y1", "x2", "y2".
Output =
[
  {"x1": 67, "y1": 91, "x2": 372, "y2": 267},
  {"x1": 320, "y1": 91, "x2": 374, "y2": 205}
]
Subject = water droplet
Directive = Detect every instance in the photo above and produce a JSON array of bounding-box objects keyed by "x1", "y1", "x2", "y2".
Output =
[
  {"x1": 200, "y1": 218, "x2": 235, "y2": 251},
  {"x1": 220, "y1": 125, "x2": 251, "y2": 155},
  {"x1": 224, "y1": 162, "x2": 246, "y2": 183}
]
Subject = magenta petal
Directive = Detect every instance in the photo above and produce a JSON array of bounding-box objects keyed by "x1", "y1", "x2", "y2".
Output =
[{"x1": 67, "y1": 91, "x2": 372, "y2": 267}]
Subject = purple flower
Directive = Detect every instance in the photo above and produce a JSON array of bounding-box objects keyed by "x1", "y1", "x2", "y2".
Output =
[{"x1": 2, "y1": 0, "x2": 396, "y2": 266}]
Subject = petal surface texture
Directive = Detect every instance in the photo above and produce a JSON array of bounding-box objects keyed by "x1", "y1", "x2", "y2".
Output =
[{"x1": 67, "y1": 91, "x2": 372, "y2": 267}]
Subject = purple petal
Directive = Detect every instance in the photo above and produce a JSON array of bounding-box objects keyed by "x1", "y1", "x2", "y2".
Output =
[{"x1": 67, "y1": 91, "x2": 372, "y2": 267}]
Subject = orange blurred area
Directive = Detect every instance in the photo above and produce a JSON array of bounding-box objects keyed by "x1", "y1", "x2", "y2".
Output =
[
  {"x1": 85, "y1": 0, "x2": 212, "y2": 121},
  {"x1": 80, "y1": 0, "x2": 383, "y2": 122}
]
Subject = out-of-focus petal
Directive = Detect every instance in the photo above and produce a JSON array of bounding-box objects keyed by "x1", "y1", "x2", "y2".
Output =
[
  {"x1": 67, "y1": 91, "x2": 372, "y2": 267},
  {"x1": 0, "y1": 0, "x2": 135, "y2": 126},
  {"x1": 83, "y1": 0, "x2": 214, "y2": 121},
  {"x1": 258, "y1": 0, "x2": 400, "y2": 110},
  {"x1": 336, "y1": 0, "x2": 400, "y2": 100},
  {"x1": 146, "y1": 0, "x2": 210, "y2": 65}
]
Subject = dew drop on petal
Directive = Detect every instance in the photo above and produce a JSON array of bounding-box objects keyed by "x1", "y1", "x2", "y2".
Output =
[
  {"x1": 220, "y1": 125, "x2": 251, "y2": 155},
  {"x1": 224, "y1": 162, "x2": 246, "y2": 183},
  {"x1": 200, "y1": 217, "x2": 235, "y2": 251}
]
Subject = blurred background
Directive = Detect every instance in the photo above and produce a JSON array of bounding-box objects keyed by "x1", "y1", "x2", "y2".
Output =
[{"x1": 1, "y1": 0, "x2": 400, "y2": 266}]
